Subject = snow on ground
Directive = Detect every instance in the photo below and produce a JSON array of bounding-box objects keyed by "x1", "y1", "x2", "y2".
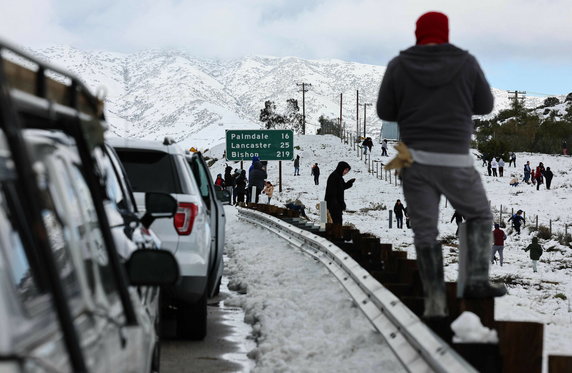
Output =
[
  {"x1": 207, "y1": 134, "x2": 572, "y2": 369},
  {"x1": 223, "y1": 207, "x2": 405, "y2": 373}
]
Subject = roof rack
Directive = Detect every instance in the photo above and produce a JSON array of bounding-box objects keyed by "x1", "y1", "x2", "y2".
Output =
[{"x1": 0, "y1": 39, "x2": 134, "y2": 373}]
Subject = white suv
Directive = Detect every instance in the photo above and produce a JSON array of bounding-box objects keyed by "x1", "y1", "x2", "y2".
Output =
[{"x1": 109, "y1": 137, "x2": 224, "y2": 339}]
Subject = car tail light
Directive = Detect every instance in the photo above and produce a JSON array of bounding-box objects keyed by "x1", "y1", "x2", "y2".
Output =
[{"x1": 173, "y1": 203, "x2": 198, "y2": 235}]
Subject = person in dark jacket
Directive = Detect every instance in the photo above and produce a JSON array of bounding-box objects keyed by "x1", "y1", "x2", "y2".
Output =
[
  {"x1": 249, "y1": 161, "x2": 267, "y2": 203},
  {"x1": 293, "y1": 155, "x2": 300, "y2": 176},
  {"x1": 235, "y1": 170, "x2": 247, "y2": 204},
  {"x1": 508, "y1": 210, "x2": 525, "y2": 235},
  {"x1": 524, "y1": 236, "x2": 543, "y2": 272},
  {"x1": 523, "y1": 161, "x2": 531, "y2": 184},
  {"x1": 535, "y1": 162, "x2": 545, "y2": 191},
  {"x1": 393, "y1": 199, "x2": 407, "y2": 229},
  {"x1": 376, "y1": 11, "x2": 504, "y2": 318},
  {"x1": 544, "y1": 167, "x2": 554, "y2": 190},
  {"x1": 324, "y1": 161, "x2": 355, "y2": 225},
  {"x1": 311, "y1": 163, "x2": 320, "y2": 185},
  {"x1": 224, "y1": 165, "x2": 235, "y2": 201}
]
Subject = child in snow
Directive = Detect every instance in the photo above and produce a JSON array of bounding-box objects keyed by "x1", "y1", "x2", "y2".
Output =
[
  {"x1": 524, "y1": 237, "x2": 543, "y2": 273},
  {"x1": 262, "y1": 181, "x2": 274, "y2": 204}
]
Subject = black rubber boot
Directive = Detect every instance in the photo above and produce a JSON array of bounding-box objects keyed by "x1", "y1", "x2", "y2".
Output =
[
  {"x1": 415, "y1": 244, "x2": 448, "y2": 318},
  {"x1": 460, "y1": 220, "x2": 507, "y2": 299}
]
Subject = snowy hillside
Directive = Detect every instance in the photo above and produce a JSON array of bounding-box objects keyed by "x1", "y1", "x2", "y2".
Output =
[
  {"x1": 207, "y1": 135, "x2": 572, "y2": 369},
  {"x1": 30, "y1": 46, "x2": 546, "y2": 150}
]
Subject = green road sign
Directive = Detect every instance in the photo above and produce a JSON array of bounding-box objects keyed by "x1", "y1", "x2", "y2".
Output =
[{"x1": 226, "y1": 129, "x2": 294, "y2": 161}]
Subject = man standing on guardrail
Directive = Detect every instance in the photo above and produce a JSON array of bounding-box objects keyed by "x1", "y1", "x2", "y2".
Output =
[
  {"x1": 376, "y1": 11, "x2": 506, "y2": 318},
  {"x1": 324, "y1": 161, "x2": 355, "y2": 225}
]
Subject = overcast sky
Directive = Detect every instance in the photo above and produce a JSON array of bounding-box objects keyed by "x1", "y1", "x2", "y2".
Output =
[{"x1": 1, "y1": 0, "x2": 571, "y2": 95}]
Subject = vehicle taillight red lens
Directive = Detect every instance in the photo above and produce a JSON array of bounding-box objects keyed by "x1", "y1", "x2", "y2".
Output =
[{"x1": 173, "y1": 202, "x2": 198, "y2": 235}]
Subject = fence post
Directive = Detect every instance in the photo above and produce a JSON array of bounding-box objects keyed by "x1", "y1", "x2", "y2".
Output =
[
  {"x1": 535, "y1": 215, "x2": 538, "y2": 229},
  {"x1": 523, "y1": 211, "x2": 526, "y2": 226},
  {"x1": 549, "y1": 220, "x2": 552, "y2": 235},
  {"x1": 389, "y1": 171, "x2": 392, "y2": 184},
  {"x1": 389, "y1": 210, "x2": 393, "y2": 228}
]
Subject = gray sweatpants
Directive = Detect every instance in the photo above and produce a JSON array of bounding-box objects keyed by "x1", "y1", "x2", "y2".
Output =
[{"x1": 401, "y1": 163, "x2": 492, "y2": 248}]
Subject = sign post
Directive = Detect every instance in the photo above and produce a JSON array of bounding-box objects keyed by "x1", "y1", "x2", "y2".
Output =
[{"x1": 226, "y1": 129, "x2": 294, "y2": 194}]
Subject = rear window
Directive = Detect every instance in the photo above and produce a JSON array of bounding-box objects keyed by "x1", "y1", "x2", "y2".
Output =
[{"x1": 114, "y1": 149, "x2": 181, "y2": 194}]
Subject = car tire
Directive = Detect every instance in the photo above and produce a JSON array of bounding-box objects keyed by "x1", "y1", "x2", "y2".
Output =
[{"x1": 177, "y1": 291, "x2": 207, "y2": 340}]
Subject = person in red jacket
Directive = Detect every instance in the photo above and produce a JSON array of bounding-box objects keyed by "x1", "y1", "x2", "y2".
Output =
[{"x1": 491, "y1": 223, "x2": 507, "y2": 266}]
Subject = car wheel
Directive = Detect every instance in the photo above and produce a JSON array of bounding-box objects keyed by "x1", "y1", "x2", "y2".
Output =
[{"x1": 176, "y1": 291, "x2": 207, "y2": 340}]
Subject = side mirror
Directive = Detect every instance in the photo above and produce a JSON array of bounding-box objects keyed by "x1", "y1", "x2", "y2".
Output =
[
  {"x1": 141, "y1": 192, "x2": 177, "y2": 228},
  {"x1": 125, "y1": 249, "x2": 179, "y2": 286},
  {"x1": 215, "y1": 188, "x2": 231, "y2": 205}
]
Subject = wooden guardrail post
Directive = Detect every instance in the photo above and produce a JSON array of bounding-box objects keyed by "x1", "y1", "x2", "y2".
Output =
[{"x1": 496, "y1": 321, "x2": 543, "y2": 373}]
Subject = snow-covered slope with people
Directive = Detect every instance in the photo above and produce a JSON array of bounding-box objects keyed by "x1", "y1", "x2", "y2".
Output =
[
  {"x1": 30, "y1": 46, "x2": 547, "y2": 150},
  {"x1": 209, "y1": 135, "x2": 572, "y2": 372}
]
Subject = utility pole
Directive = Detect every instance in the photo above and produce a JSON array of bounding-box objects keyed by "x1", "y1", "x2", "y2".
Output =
[
  {"x1": 339, "y1": 93, "x2": 343, "y2": 133},
  {"x1": 297, "y1": 83, "x2": 312, "y2": 135},
  {"x1": 360, "y1": 103, "x2": 372, "y2": 138},
  {"x1": 507, "y1": 90, "x2": 526, "y2": 109},
  {"x1": 356, "y1": 90, "x2": 360, "y2": 138}
]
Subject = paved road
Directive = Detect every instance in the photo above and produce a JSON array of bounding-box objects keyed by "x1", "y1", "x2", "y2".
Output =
[{"x1": 161, "y1": 277, "x2": 254, "y2": 373}]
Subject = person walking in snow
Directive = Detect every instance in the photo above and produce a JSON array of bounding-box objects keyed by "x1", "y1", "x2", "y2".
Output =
[
  {"x1": 311, "y1": 163, "x2": 320, "y2": 185},
  {"x1": 376, "y1": 11, "x2": 504, "y2": 318},
  {"x1": 491, "y1": 223, "x2": 507, "y2": 266},
  {"x1": 508, "y1": 210, "x2": 525, "y2": 235},
  {"x1": 535, "y1": 162, "x2": 545, "y2": 191},
  {"x1": 498, "y1": 157, "x2": 505, "y2": 177},
  {"x1": 523, "y1": 161, "x2": 531, "y2": 184},
  {"x1": 524, "y1": 236, "x2": 543, "y2": 273},
  {"x1": 324, "y1": 161, "x2": 355, "y2": 225},
  {"x1": 509, "y1": 152, "x2": 517, "y2": 167},
  {"x1": 393, "y1": 199, "x2": 407, "y2": 229},
  {"x1": 293, "y1": 155, "x2": 300, "y2": 176},
  {"x1": 450, "y1": 210, "x2": 464, "y2": 236},
  {"x1": 381, "y1": 139, "x2": 388, "y2": 156},
  {"x1": 562, "y1": 139, "x2": 568, "y2": 155},
  {"x1": 544, "y1": 166, "x2": 554, "y2": 189},
  {"x1": 362, "y1": 137, "x2": 374, "y2": 155},
  {"x1": 487, "y1": 158, "x2": 492, "y2": 176},
  {"x1": 491, "y1": 157, "x2": 498, "y2": 177},
  {"x1": 262, "y1": 181, "x2": 274, "y2": 204}
]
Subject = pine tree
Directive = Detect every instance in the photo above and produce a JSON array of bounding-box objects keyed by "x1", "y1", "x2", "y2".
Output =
[
  {"x1": 259, "y1": 100, "x2": 285, "y2": 129},
  {"x1": 284, "y1": 99, "x2": 303, "y2": 133}
]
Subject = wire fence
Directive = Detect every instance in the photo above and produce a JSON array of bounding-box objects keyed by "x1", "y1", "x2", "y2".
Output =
[{"x1": 322, "y1": 130, "x2": 572, "y2": 244}]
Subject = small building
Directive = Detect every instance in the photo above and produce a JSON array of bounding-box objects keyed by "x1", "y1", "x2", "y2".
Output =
[{"x1": 380, "y1": 121, "x2": 400, "y2": 142}]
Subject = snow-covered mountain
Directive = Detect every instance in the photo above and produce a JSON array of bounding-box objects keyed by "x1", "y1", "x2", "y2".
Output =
[{"x1": 32, "y1": 46, "x2": 547, "y2": 150}]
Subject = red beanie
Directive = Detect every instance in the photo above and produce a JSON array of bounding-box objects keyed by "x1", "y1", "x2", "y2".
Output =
[{"x1": 415, "y1": 11, "x2": 449, "y2": 45}]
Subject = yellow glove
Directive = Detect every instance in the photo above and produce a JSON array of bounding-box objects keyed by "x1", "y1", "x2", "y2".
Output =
[{"x1": 384, "y1": 142, "x2": 414, "y2": 170}]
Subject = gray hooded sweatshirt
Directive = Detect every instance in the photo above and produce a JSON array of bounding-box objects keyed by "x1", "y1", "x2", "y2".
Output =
[{"x1": 376, "y1": 44, "x2": 494, "y2": 154}]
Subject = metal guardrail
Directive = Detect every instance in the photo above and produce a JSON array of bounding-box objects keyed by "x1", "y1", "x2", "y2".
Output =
[{"x1": 237, "y1": 206, "x2": 477, "y2": 373}]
